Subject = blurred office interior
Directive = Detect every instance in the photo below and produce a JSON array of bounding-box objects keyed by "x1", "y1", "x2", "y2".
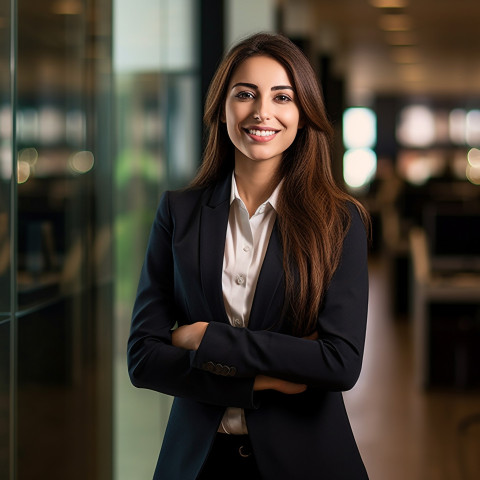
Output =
[{"x1": 0, "y1": 0, "x2": 479, "y2": 478}]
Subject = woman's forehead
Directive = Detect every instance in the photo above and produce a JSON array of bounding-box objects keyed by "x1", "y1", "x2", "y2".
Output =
[{"x1": 229, "y1": 55, "x2": 293, "y2": 88}]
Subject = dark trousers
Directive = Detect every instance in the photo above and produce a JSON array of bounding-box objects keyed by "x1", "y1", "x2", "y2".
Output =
[{"x1": 196, "y1": 433, "x2": 263, "y2": 480}]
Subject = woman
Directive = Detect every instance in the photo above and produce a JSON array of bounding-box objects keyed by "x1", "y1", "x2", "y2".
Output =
[{"x1": 128, "y1": 32, "x2": 370, "y2": 480}]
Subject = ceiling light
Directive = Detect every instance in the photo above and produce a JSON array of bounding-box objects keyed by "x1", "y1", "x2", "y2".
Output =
[
  {"x1": 370, "y1": 0, "x2": 409, "y2": 7},
  {"x1": 379, "y1": 14, "x2": 413, "y2": 31},
  {"x1": 52, "y1": 0, "x2": 83, "y2": 15}
]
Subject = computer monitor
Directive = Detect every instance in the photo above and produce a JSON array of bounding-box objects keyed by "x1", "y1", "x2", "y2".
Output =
[{"x1": 423, "y1": 204, "x2": 480, "y2": 272}]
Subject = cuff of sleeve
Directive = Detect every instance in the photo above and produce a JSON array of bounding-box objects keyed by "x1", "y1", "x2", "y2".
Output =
[
  {"x1": 191, "y1": 322, "x2": 244, "y2": 376},
  {"x1": 189, "y1": 324, "x2": 260, "y2": 409}
]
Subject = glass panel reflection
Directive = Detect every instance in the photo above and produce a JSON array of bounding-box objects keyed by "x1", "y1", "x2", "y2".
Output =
[
  {"x1": 0, "y1": 0, "x2": 11, "y2": 315},
  {"x1": 0, "y1": 320, "x2": 10, "y2": 480},
  {"x1": 16, "y1": 0, "x2": 113, "y2": 478},
  {"x1": 113, "y1": 1, "x2": 200, "y2": 477},
  {"x1": 0, "y1": 0, "x2": 12, "y2": 474},
  {"x1": 17, "y1": 301, "x2": 92, "y2": 479}
]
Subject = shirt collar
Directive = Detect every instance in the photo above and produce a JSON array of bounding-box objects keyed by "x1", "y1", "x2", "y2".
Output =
[{"x1": 230, "y1": 172, "x2": 281, "y2": 212}]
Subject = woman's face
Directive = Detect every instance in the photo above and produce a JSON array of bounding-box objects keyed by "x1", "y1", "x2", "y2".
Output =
[{"x1": 223, "y1": 55, "x2": 301, "y2": 170}]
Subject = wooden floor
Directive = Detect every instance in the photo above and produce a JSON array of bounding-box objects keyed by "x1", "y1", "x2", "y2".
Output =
[{"x1": 344, "y1": 261, "x2": 480, "y2": 480}]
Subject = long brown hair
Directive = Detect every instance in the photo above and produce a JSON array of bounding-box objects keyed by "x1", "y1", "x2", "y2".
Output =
[{"x1": 191, "y1": 32, "x2": 369, "y2": 336}]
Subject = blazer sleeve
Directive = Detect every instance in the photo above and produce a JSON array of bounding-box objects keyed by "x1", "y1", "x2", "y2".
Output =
[
  {"x1": 127, "y1": 191, "x2": 257, "y2": 408},
  {"x1": 191, "y1": 205, "x2": 369, "y2": 392}
]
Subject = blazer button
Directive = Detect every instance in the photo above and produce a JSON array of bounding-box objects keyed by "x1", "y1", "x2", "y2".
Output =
[
  {"x1": 203, "y1": 361, "x2": 215, "y2": 373},
  {"x1": 228, "y1": 367, "x2": 237, "y2": 377},
  {"x1": 220, "y1": 365, "x2": 230, "y2": 376},
  {"x1": 213, "y1": 363, "x2": 224, "y2": 375}
]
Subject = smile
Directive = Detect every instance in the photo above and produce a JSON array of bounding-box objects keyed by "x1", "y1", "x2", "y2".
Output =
[
  {"x1": 243, "y1": 127, "x2": 280, "y2": 141},
  {"x1": 248, "y1": 129, "x2": 277, "y2": 137}
]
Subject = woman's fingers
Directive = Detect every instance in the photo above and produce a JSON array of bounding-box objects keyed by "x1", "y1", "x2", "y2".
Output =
[{"x1": 254, "y1": 375, "x2": 307, "y2": 394}]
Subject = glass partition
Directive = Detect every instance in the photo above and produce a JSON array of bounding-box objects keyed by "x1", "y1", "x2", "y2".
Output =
[
  {"x1": 2, "y1": 0, "x2": 202, "y2": 478},
  {"x1": 113, "y1": 1, "x2": 200, "y2": 478},
  {"x1": 0, "y1": 0, "x2": 13, "y2": 476},
  {"x1": 0, "y1": 0, "x2": 12, "y2": 314},
  {"x1": 14, "y1": 0, "x2": 114, "y2": 479}
]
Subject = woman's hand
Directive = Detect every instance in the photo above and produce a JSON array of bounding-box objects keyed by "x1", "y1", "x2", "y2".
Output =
[
  {"x1": 254, "y1": 375, "x2": 307, "y2": 395},
  {"x1": 171, "y1": 322, "x2": 209, "y2": 350},
  {"x1": 252, "y1": 332, "x2": 317, "y2": 394}
]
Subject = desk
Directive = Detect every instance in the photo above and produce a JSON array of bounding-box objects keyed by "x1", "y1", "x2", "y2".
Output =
[{"x1": 410, "y1": 228, "x2": 480, "y2": 388}]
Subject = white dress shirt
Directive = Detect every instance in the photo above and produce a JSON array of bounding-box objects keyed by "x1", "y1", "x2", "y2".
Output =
[{"x1": 219, "y1": 173, "x2": 280, "y2": 435}]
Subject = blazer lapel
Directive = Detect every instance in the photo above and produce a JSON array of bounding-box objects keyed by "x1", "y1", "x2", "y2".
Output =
[
  {"x1": 199, "y1": 175, "x2": 285, "y2": 330},
  {"x1": 248, "y1": 221, "x2": 285, "y2": 331},
  {"x1": 199, "y1": 177, "x2": 231, "y2": 323}
]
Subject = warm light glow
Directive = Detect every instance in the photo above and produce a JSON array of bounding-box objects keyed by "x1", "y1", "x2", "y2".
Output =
[
  {"x1": 343, "y1": 148, "x2": 377, "y2": 188},
  {"x1": 466, "y1": 164, "x2": 480, "y2": 185},
  {"x1": 370, "y1": 0, "x2": 409, "y2": 7},
  {"x1": 379, "y1": 14, "x2": 413, "y2": 31},
  {"x1": 397, "y1": 105, "x2": 435, "y2": 147},
  {"x1": 405, "y1": 159, "x2": 431, "y2": 185},
  {"x1": 449, "y1": 109, "x2": 467, "y2": 145},
  {"x1": 18, "y1": 147, "x2": 38, "y2": 166},
  {"x1": 466, "y1": 109, "x2": 480, "y2": 146},
  {"x1": 17, "y1": 161, "x2": 31, "y2": 184},
  {"x1": 397, "y1": 151, "x2": 447, "y2": 185},
  {"x1": 343, "y1": 108, "x2": 377, "y2": 149},
  {"x1": 468, "y1": 148, "x2": 480, "y2": 167},
  {"x1": 69, "y1": 151, "x2": 95, "y2": 174},
  {"x1": 52, "y1": 0, "x2": 83, "y2": 15}
]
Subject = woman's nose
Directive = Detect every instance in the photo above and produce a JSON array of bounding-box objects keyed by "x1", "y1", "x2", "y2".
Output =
[{"x1": 253, "y1": 99, "x2": 271, "y2": 121}]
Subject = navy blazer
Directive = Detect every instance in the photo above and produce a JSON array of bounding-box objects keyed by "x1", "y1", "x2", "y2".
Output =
[{"x1": 128, "y1": 173, "x2": 369, "y2": 480}]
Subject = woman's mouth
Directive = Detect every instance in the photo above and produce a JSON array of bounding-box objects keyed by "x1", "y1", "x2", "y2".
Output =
[
  {"x1": 248, "y1": 128, "x2": 277, "y2": 137},
  {"x1": 244, "y1": 128, "x2": 279, "y2": 140}
]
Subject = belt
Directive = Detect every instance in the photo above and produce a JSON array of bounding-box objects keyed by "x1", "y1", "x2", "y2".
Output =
[{"x1": 216, "y1": 433, "x2": 253, "y2": 458}]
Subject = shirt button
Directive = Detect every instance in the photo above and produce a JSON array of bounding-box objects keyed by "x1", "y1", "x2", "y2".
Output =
[
  {"x1": 243, "y1": 245, "x2": 251, "y2": 253},
  {"x1": 236, "y1": 275, "x2": 245, "y2": 286},
  {"x1": 258, "y1": 206, "x2": 265, "y2": 214},
  {"x1": 233, "y1": 318, "x2": 243, "y2": 327}
]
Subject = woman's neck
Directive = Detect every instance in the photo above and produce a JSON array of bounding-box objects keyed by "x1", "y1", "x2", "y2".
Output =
[{"x1": 234, "y1": 160, "x2": 279, "y2": 217}]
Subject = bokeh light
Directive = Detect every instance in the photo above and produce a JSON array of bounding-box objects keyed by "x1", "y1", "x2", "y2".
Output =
[{"x1": 343, "y1": 148, "x2": 377, "y2": 188}]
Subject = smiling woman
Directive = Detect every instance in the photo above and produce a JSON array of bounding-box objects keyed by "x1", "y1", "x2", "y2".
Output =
[
  {"x1": 128, "y1": 32, "x2": 371, "y2": 480},
  {"x1": 223, "y1": 55, "x2": 301, "y2": 186}
]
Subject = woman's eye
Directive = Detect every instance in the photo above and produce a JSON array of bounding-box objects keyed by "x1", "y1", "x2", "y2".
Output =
[
  {"x1": 235, "y1": 91, "x2": 254, "y2": 100},
  {"x1": 275, "y1": 94, "x2": 292, "y2": 103}
]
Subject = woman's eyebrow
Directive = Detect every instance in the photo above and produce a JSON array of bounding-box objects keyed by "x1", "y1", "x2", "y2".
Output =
[
  {"x1": 231, "y1": 82, "x2": 294, "y2": 91},
  {"x1": 271, "y1": 85, "x2": 294, "y2": 91}
]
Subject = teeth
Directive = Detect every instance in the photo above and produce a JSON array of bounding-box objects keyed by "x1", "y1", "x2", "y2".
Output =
[{"x1": 249, "y1": 129, "x2": 276, "y2": 137}]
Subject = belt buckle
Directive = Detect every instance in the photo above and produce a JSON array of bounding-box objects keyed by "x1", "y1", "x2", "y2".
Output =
[{"x1": 238, "y1": 445, "x2": 252, "y2": 458}]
